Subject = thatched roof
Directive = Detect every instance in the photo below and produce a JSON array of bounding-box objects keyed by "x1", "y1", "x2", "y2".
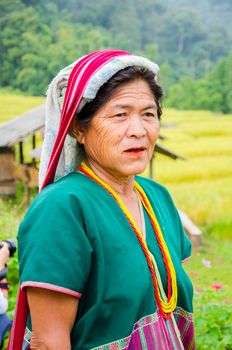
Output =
[
  {"x1": 0, "y1": 104, "x2": 45, "y2": 147},
  {"x1": 155, "y1": 143, "x2": 185, "y2": 160}
]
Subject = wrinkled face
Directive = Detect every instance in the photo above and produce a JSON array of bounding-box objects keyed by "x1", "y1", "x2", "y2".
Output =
[{"x1": 78, "y1": 79, "x2": 160, "y2": 180}]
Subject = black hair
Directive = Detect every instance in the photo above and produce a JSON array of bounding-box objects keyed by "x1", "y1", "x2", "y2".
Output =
[{"x1": 76, "y1": 65, "x2": 163, "y2": 127}]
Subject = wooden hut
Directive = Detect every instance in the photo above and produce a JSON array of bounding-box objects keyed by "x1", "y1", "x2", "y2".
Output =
[
  {"x1": 0, "y1": 146, "x2": 16, "y2": 195},
  {"x1": 0, "y1": 105, "x2": 45, "y2": 195}
]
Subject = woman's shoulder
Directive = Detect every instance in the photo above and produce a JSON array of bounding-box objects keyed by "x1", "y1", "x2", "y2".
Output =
[
  {"x1": 42, "y1": 171, "x2": 92, "y2": 194},
  {"x1": 27, "y1": 172, "x2": 93, "y2": 213}
]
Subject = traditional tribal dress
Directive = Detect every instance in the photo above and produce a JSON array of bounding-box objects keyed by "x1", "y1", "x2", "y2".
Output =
[{"x1": 18, "y1": 172, "x2": 195, "y2": 350}]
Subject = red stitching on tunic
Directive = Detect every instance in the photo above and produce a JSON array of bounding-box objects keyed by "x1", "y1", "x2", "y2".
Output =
[
  {"x1": 21, "y1": 281, "x2": 82, "y2": 298},
  {"x1": 182, "y1": 256, "x2": 191, "y2": 264}
]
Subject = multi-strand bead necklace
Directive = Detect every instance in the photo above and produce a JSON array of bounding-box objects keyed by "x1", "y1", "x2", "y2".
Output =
[{"x1": 80, "y1": 162, "x2": 177, "y2": 319}]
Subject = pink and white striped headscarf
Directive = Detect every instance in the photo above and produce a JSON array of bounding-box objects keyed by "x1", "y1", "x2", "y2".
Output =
[{"x1": 39, "y1": 49, "x2": 159, "y2": 190}]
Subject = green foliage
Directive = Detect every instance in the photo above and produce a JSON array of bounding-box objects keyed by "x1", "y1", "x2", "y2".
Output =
[
  {"x1": 194, "y1": 289, "x2": 232, "y2": 349},
  {"x1": 188, "y1": 238, "x2": 232, "y2": 348},
  {"x1": 0, "y1": 0, "x2": 232, "y2": 100},
  {"x1": 6, "y1": 256, "x2": 19, "y2": 318},
  {"x1": 165, "y1": 54, "x2": 232, "y2": 113}
]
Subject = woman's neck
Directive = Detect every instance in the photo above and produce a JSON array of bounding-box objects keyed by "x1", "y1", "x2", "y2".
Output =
[{"x1": 85, "y1": 160, "x2": 135, "y2": 198}]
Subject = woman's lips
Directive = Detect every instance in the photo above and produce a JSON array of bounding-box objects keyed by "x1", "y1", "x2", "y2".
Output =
[{"x1": 123, "y1": 147, "x2": 146, "y2": 156}]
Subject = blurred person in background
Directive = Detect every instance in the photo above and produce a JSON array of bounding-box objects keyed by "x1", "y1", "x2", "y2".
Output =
[
  {"x1": 0, "y1": 242, "x2": 10, "y2": 315},
  {"x1": 0, "y1": 241, "x2": 13, "y2": 349},
  {"x1": 0, "y1": 242, "x2": 10, "y2": 314}
]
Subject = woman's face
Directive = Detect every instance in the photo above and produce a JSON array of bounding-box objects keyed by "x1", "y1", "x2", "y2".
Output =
[{"x1": 78, "y1": 79, "x2": 160, "y2": 180}]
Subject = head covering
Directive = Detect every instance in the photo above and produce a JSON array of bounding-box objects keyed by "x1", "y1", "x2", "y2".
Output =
[{"x1": 39, "y1": 49, "x2": 159, "y2": 190}]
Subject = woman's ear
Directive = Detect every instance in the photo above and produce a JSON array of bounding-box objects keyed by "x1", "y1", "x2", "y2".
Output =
[{"x1": 69, "y1": 117, "x2": 85, "y2": 144}]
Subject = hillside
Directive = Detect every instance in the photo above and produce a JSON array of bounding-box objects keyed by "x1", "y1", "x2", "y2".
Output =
[{"x1": 1, "y1": 0, "x2": 231, "y2": 97}]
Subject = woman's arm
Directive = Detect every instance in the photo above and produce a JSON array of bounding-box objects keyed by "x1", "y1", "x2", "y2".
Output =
[
  {"x1": 0, "y1": 243, "x2": 10, "y2": 300},
  {"x1": 0, "y1": 242, "x2": 10, "y2": 270},
  {"x1": 0, "y1": 289, "x2": 8, "y2": 314},
  {"x1": 27, "y1": 287, "x2": 79, "y2": 350}
]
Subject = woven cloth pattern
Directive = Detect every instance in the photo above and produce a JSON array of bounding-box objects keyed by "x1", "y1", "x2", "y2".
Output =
[{"x1": 90, "y1": 307, "x2": 195, "y2": 350}]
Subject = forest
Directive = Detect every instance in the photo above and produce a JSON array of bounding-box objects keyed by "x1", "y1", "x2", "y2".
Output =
[{"x1": 0, "y1": 0, "x2": 232, "y2": 112}]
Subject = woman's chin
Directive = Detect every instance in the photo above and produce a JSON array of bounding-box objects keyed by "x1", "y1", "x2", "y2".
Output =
[
  {"x1": 120, "y1": 163, "x2": 148, "y2": 177},
  {"x1": 119, "y1": 153, "x2": 151, "y2": 176}
]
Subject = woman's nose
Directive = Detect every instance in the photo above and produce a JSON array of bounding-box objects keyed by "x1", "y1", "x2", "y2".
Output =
[{"x1": 127, "y1": 116, "x2": 146, "y2": 138}]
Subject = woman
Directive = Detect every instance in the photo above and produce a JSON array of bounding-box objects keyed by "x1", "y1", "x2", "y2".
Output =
[{"x1": 8, "y1": 49, "x2": 195, "y2": 350}]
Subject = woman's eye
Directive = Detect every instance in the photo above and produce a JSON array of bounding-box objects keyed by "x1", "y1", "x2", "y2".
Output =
[
  {"x1": 144, "y1": 112, "x2": 155, "y2": 117},
  {"x1": 114, "y1": 113, "x2": 126, "y2": 117}
]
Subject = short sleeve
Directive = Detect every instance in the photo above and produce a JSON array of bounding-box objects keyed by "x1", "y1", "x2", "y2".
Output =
[{"x1": 18, "y1": 187, "x2": 93, "y2": 298}]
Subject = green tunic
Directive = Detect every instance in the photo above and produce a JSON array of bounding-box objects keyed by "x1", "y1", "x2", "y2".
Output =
[{"x1": 18, "y1": 172, "x2": 193, "y2": 350}]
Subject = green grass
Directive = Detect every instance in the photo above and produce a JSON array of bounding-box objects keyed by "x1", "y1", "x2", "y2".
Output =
[
  {"x1": 166, "y1": 136, "x2": 232, "y2": 158},
  {"x1": 0, "y1": 92, "x2": 44, "y2": 124},
  {"x1": 0, "y1": 196, "x2": 23, "y2": 237},
  {"x1": 185, "y1": 234, "x2": 232, "y2": 298},
  {"x1": 0, "y1": 93, "x2": 45, "y2": 165},
  {"x1": 154, "y1": 155, "x2": 232, "y2": 183},
  {"x1": 185, "y1": 235, "x2": 232, "y2": 348}
]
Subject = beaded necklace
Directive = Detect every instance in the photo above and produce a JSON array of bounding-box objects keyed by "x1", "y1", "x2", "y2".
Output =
[{"x1": 79, "y1": 162, "x2": 177, "y2": 319}]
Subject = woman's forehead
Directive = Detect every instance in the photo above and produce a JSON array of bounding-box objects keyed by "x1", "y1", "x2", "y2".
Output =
[
  {"x1": 104, "y1": 80, "x2": 156, "y2": 107},
  {"x1": 112, "y1": 102, "x2": 157, "y2": 110}
]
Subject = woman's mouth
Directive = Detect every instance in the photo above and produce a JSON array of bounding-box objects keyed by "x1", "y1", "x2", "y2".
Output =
[{"x1": 123, "y1": 147, "x2": 146, "y2": 156}]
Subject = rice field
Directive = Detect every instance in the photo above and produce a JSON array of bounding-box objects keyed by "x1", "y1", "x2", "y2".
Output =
[
  {"x1": 0, "y1": 93, "x2": 44, "y2": 124},
  {"x1": 150, "y1": 109, "x2": 232, "y2": 240}
]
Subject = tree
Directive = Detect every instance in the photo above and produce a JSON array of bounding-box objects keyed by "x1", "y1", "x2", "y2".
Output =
[
  {"x1": 165, "y1": 54, "x2": 232, "y2": 113},
  {"x1": 0, "y1": 0, "x2": 231, "y2": 98}
]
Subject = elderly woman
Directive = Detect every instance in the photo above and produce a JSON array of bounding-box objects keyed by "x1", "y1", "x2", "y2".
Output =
[{"x1": 8, "y1": 50, "x2": 195, "y2": 350}]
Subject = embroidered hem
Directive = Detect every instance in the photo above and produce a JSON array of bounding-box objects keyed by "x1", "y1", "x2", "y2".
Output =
[
  {"x1": 23, "y1": 307, "x2": 195, "y2": 350},
  {"x1": 90, "y1": 307, "x2": 195, "y2": 350}
]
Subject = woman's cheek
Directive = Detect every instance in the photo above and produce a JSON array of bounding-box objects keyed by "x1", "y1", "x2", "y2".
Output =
[
  {"x1": 84, "y1": 133, "x2": 111, "y2": 163},
  {"x1": 150, "y1": 124, "x2": 160, "y2": 144}
]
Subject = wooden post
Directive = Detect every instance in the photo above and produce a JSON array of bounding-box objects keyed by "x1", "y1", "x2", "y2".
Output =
[
  {"x1": 32, "y1": 134, "x2": 36, "y2": 165},
  {"x1": 32, "y1": 134, "x2": 36, "y2": 149},
  {"x1": 149, "y1": 153, "x2": 155, "y2": 179},
  {"x1": 19, "y1": 141, "x2": 24, "y2": 164}
]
